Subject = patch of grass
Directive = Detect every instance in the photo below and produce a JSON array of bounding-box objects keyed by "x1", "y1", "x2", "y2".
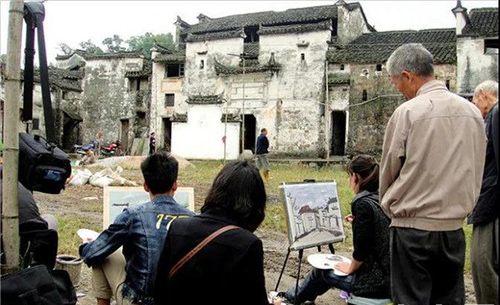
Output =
[{"x1": 57, "y1": 215, "x2": 101, "y2": 256}]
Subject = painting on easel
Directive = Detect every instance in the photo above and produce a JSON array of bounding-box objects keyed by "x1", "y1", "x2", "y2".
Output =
[{"x1": 280, "y1": 181, "x2": 345, "y2": 250}]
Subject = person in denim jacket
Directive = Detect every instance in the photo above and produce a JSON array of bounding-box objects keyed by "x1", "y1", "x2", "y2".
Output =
[{"x1": 80, "y1": 152, "x2": 195, "y2": 305}]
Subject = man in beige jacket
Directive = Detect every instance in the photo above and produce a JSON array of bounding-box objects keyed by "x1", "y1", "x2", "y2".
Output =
[{"x1": 381, "y1": 43, "x2": 486, "y2": 304}]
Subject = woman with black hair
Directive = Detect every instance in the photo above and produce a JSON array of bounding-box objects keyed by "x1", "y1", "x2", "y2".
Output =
[
  {"x1": 153, "y1": 161, "x2": 270, "y2": 305},
  {"x1": 276, "y1": 154, "x2": 391, "y2": 303}
]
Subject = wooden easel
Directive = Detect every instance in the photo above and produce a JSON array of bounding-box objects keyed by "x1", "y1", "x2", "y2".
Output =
[
  {"x1": 275, "y1": 179, "x2": 343, "y2": 305},
  {"x1": 274, "y1": 243, "x2": 336, "y2": 305}
]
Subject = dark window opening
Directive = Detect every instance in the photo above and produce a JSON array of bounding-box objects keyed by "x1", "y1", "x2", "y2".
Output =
[
  {"x1": 32, "y1": 118, "x2": 40, "y2": 130},
  {"x1": 128, "y1": 78, "x2": 136, "y2": 92},
  {"x1": 165, "y1": 64, "x2": 185, "y2": 77},
  {"x1": 330, "y1": 111, "x2": 346, "y2": 156},
  {"x1": 485, "y1": 39, "x2": 499, "y2": 54},
  {"x1": 445, "y1": 80, "x2": 450, "y2": 90},
  {"x1": 62, "y1": 91, "x2": 69, "y2": 100},
  {"x1": 331, "y1": 19, "x2": 338, "y2": 37},
  {"x1": 136, "y1": 111, "x2": 146, "y2": 120},
  {"x1": 340, "y1": 64, "x2": 345, "y2": 71},
  {"x1": 200, "y1": 60, "x2": 204, "y2": 69},
  {"x1": 301, "y1": 53, "x2": 305, "y2": 61},
  {"x1": 376, "y1": 64, "x2": 382, "y2": 71},
  {"x1": 244, "y1": 26, "x2": 260, "y2": 43},
  {"x1": 165, "y1": 94, "x2": 175, "y2": 107},
  {"x1": 136, "y1": 79, "x2": 141, "y2": 91},
  {"x1": 362, "y1": 90, "x2": 368, "y2": 101}
]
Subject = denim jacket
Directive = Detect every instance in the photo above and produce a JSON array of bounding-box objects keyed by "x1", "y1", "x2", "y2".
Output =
[{"x1": 79, "y1": 195, "x2": 195, "y2": 304}]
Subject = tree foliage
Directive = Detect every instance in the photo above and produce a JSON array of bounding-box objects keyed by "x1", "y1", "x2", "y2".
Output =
[
  {"x1": 127, "y1": 32, "x2": 175, "y2": 58},
  {"x1": 59, "y1": 32, "x2": 175, "y2": 58},
  {"x1": 80, "y1": 40, "x2": 104, "y2": 54},
  {"x1": 102, "y1": 34, "x2": 126, "y2": 53}
]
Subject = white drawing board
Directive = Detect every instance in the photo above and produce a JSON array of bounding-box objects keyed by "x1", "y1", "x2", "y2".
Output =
[
  {"x1": 280, "y1": 181, "x2": 345, "y2": 250},
  {"x1": 103, "y1": 186, "x2": 195, "y2": 228}
]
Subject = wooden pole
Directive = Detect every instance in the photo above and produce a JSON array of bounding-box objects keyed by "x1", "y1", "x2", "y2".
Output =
[{"x1": 2, "y1": 0, "x2": 24, "y2": 274}]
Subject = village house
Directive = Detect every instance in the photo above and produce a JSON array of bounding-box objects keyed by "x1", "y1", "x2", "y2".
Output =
[
  {"x1": 55, "y1": 50, "x2": 151, "y2": 154},
  {"x1": 150, "y1": 1, "x2": 497, "y2": 160},
  {"x1": 151, "y1": 1, "x2": 375, "y2": 160},
  {"x1": 453, "y1": 2, "x2": 498, "y2": 97},
  {"x1": 5, "y1": 1, "x2": 496, "y2": 159},
  {"x1": 0, "y1": 62, "x2": 84, "y2": 151}
]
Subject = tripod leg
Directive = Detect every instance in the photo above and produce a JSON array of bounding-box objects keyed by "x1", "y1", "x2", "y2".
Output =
[
  {"x1": 329, "y1": 243, "x2": 335, "y2": 254},
  {"x1": 294, "y1": 249, "x2": 304, "y2": 305},
  {"x1": 275, "y1": 248, "x2": 291, "y2": 292}
]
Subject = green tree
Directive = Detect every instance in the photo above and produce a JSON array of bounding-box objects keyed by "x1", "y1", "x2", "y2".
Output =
[
  {"x1": 127, "y1": 32, "x2": 175, "y2": 58},
  {"x1": 102, "y1": 34, "x2": 126, "y2": 53},
  {"x1": 79, "y1": 40, "x2": 104, "y2": 54}
]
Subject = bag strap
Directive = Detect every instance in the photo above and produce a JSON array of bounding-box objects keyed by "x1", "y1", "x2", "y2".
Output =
[
  {"x1": 168, "y1": 225, "x2": 239, "y2": 279},
  {"x1": 23, "y1": 3, "x2": 57, "y2": 143}
]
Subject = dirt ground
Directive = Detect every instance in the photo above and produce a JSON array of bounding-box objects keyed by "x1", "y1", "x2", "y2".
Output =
[{"x1": 34, "y1": 167, "x2": 477, "y2": 305}]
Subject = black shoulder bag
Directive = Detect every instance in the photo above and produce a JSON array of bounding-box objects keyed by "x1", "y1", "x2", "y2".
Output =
[{"x1": 19, "y1": 2, "x2": 71, "y2": 194}]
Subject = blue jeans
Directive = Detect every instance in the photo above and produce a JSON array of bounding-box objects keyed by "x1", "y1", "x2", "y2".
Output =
[{"x1": 285, "y1": 268, "x2": 353, "y2": 303}]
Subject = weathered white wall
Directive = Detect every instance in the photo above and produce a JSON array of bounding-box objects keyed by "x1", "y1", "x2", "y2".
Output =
[
  {"x1": 258, "y1": 30, "x2": 331, "y2": 156},
  {"x1": 81, "y1": 57, "x2": 145, "y2": 144},
  {"x1": 171, "y1": 104, "x2": 240, "y2": 160},
  {"x1": 337, "y1": 4, "x2": 372, "y2": 45},
  {"x1": 457, "y1": 37, "x2": 499, "y2": 94}
]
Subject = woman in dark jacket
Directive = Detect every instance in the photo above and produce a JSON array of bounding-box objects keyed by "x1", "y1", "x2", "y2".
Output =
[
  {"x1": 278, "y1": 154, "x2": 391, "y2": 303},
  {"x1": 153, "y1": 161, "x2": 270, "y2": 305}
]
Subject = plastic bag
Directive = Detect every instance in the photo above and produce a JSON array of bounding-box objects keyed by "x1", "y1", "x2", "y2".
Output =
[{"x1": 67, "y1": 169, "x2": 92, "y2": 186}]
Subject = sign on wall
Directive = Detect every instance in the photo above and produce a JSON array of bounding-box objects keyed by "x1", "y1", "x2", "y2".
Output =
[
  {"x1": 280, "y1": 181, "x2": 345, "y2": 250},
  {"x1": 103, "y1": 186, "x2": 195, "y2": 228}
]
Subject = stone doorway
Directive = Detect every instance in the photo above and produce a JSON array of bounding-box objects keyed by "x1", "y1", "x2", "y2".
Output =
[
  {"x1": 162, "y1": 118, "x2": 172, "y2": 152},
  {"x1": 241, "y1": 114, "x2": 256, "y2": 153},
  {"x1": 330, "y1": 111, "x2": 346, "y2": 156}
]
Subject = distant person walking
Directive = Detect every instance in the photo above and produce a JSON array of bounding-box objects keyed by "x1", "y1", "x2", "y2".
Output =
[
  {"x1": 469, "y1": 80, "x2": 499, "y2": 305},
  {"x1": 149, "y1": 132, "x2": 156, "y2": 155},
  {"x1": 381, "y1": 43, "x2": 486, "y2": 304},
  {"x1": 255, "y1": 128, "x2": 270, "y2": 179}
]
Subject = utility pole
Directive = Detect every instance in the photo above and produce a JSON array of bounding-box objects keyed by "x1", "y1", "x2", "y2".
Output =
[
  {"x1": 228, "y1": 52, "x2": 247, "y2": 153},
  {"x1": 241, "y1": 54, "x2": 246, "y2": 153},
  {"x1": 2, "y1": 0, "x2": 24, "y2": 274}
]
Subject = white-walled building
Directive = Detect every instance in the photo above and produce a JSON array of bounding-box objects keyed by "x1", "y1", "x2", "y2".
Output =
[{"x1": 150, "y1": 1, "x2": 374, "y2": 160}]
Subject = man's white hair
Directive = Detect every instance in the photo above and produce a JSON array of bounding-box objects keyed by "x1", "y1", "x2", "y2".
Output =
[
  {"x1": 474, "y1": 80, "x2": 498, "y2": 98},
  {"x1": 386, "y1": 43, "x2": 434, "y2": 77}
]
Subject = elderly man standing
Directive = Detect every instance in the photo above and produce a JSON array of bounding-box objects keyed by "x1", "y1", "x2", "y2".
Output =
[
  {"x1": 380, "y1": 43, "x2": 486, "y2": 304},
  {"x1": 469, "y1": 80, "x2": 499, "y2": 305}
]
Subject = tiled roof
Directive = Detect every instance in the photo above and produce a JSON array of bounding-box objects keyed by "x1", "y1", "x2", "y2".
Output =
[
  {"x1": 214, "y1": 53, "x2": 281, "y2": 75},
  {"x1": 221, "y1": 113, "x2": 241, "y2": 123},
  {"x1": 171, "y1": 113, "x2": 188, "y2": 122},
  {"x1": 56, "y1": 51, "x2": 143, "y2": 61},
  {"x1": 181, "y1": 3, "x2": 368, "y2": 35},
  {"x1": 185, "y1": 95, "x2": 223, "y2": 105},
  {"x1": 125, "y1": 60, "x2": 152, "y2": 78},
  {"x1": 462, "y1": 8, "x2": 498, "y2": 37},
  {"x1": 186, "y1": 28, "x2": 245, "y2": 42},
  {"x1": 258, "y1": 19, "x2": 333, "y2": 36},
  {"x1": 20, "y1": 67, "x2": 84, "y2": 92},
  {"x1": 154, "y1": 49, "x2": 186, "y2": 63},
  {"x1": 328, "y1": 73, "x2": 350, "y2": 85},
  {"x1": 327, "y1": 28, "x2": 456, "y2": 64}
]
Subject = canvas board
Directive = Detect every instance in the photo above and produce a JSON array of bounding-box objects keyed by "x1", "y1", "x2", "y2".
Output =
[
  {"x1": 280, "y1": 181, "x2": 345, "y2": 250},
  {"x1": 103, "y1": 186, "x2": 195, "y2": 228}
]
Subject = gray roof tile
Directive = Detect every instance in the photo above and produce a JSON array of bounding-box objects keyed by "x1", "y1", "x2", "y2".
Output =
[{"x1": 327, "y1": 28, "x2": 457, "y2": 64}]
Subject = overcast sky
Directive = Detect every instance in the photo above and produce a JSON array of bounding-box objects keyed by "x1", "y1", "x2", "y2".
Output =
[{"x1": 0, "y1": 0, "x2": 498, "y2": 64}]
